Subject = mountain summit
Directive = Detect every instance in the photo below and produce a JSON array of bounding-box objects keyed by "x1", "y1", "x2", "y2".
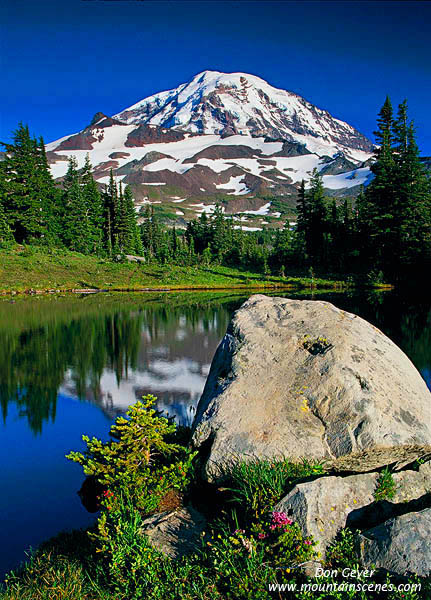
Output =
[
  {"x1": 114, "y1": 70, "x2": 373, "y2": 157},
  {"x1": 46, "y1": 71, "x2": 375, "y2": 229}
]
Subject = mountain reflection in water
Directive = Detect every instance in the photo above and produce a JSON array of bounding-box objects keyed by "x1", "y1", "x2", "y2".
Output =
[{"x1": 0, "y1": 292, "x2": 238, "y2": 433}]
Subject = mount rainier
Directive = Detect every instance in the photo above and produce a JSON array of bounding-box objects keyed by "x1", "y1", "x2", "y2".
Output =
[{"x1": 46, "y1": 71, "x2": 374, "y2": 229}]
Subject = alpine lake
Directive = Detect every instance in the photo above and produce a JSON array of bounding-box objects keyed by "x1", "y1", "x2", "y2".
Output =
[{"x1": 0, "y1": 288, "x2": 430, "y2": 579}]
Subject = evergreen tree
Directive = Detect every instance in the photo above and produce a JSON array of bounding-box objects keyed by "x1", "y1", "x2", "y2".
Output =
[
  {"x1": 306, "y1": 169, "x2": 328, "y2": 265},
  {"x1": 123, "y1": 185, "x2": 143, "y2": 255},
  {"x1": 296, "y1": 179, "x2": 309, "y2": 235},
  {"x1": 103, "y1": 170, "x2": 120, "y2": 256},
  {"x1": 359, "y1": 97, "x2": 431, "y2": 275},
  {"x1": 115, "y1": 182, "x2": 129, "y2": 254},
  {"x1": 141, "y1": 205, "x2": 154, "y2": 257},
  {"x1": 395, "y1": 118, "x2": 431, "y2": 269},
  {"x1": 360, "y1": 97, "x2": 397, "y2": 270},
  {"x1": 81, "y1": 154, "x2": 104, "y2": 255},
  {"x1": 0, "y1": 195, "x2": 12, "y2": 245},
  {"x1": 0, "y1": 123, "x2": 57, "y2": 243},
  {"x1": 35, "y1": 136, "x2": 61, "y2": 246},
  {"x1": 62, "y1": 157, "x2": 91, "y2": 253},
  {"x1": 171, "y1": 226, "x2": 178, "y2": 259},
  {"x1": 271, "y1": 223, "x2": 292, "y2": 271}
]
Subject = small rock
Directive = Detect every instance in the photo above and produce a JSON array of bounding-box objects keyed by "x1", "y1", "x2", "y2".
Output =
[
  {"x1": 275, "y1": 472, "x2": 378, "y2": 557},
  {"x1": 358, "y1": 508, "x2": 431, "y2": 577},
  {"x1": 140, "y1": 506, "x2": 206, "y2": 558}
]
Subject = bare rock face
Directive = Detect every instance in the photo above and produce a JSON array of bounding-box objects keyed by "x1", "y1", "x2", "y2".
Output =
[
  {"x1": 392, "y1": 459, "x2": 431, "y2": 503},
  {"x1": 140, "y1": 506, "x2": 206, "y2": 558},
  {"x1": 326, "y1": 444, "x2": 431, "y2": 473},
  {"x1": 191, "y1": 295, "x2": 431, "y2": 481},
  {"x1": 358, "y1": 508, "x2": 431, "y2": 577}
]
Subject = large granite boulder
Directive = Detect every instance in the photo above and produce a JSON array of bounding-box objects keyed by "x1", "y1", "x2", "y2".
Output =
[
  {"x1": 358, "y1": 508, "x2": 431, "y2": 577},
  {"x1": 192, "y1": 295, "x2": 431, "y2": 481}
]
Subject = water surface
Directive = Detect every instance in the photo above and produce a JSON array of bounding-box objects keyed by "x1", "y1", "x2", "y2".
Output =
[{"x1": 0, "y1": 289, "x2": 430, "y2": 577}]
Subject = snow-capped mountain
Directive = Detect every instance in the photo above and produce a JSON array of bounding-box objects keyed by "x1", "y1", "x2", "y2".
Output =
[
  {"x1": 114, "y1": 71, "x2": 373, "y2": 158},
  {"x1": 46, "y1": 71, "x2": 374, "y2": 229}
]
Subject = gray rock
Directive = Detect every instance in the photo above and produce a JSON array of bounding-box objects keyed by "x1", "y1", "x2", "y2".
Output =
[
  {"x1": 392, "y1": 459, "x2": 431, "y2": 503},
  {"x1": 275, "y1": 472, "x2": 378, "y2": 558},
  {"x1": 192, "y1": 295, "x2": 431, "y2": 481},
  {"x1": 358, "y1": 508, "x2": 431, "y2": 577},
  {"x1": 327, "y1": 444, "x2": 431, "y2": 473},
  {"x1": 274, "y1": 461, "x2": 431, "y2": 557},
  {"x1": 140, "y1": 506, "x2": 206, "y2": 558},
  {"x1": 125, "y1": 254, "x2": 146, "y2": 263}
]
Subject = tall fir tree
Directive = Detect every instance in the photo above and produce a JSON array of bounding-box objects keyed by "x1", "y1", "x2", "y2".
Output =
[
  {"x1": 0, "y1": 123, "x2": 57, "y2": 243},
  {"x1": 359, "y1": 97, "x2": 431, "y2": 275},
  {"x1": 0, "y1": 195, "x2": 12, "y2": 245},
  {"x1": 62, "y1": 157, "x2": 91, "y2": 253},
  {"x1": 35, "y1": 136, "x2": 61, "y2": 246},
  {"x1": 102, "y1": 170, "x2": 117, "y2": 255},
  {"x1": 122, "y1": 184, "x2": 143, "y2": 255},
  {"x1": 394, "y1": 116, "x2": 431, "y2": 269},
  {"x1": 81, "y1": 154, "x2": 104, "y2": 255},
  {"x1": 360, "y1": 97, "x2": 397, "y2": 270},
  {"x1": 306, "y1": 168, "x2": 328, "y2": 266}
]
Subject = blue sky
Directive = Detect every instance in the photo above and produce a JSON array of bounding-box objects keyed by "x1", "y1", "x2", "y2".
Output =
[{"x1": 1, "y1": 0, "x2": 430, "y2": 154}]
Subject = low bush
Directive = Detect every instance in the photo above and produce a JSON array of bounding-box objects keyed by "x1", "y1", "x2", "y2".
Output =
[
  {"x1": 374, "y1": 467, "x2": 397, "y2": 502},
  {"x1": 66, "y1": 396, "x2": 196, "y2": 515}
]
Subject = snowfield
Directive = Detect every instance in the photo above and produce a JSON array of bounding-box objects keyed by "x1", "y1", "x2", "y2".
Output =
[{"x1": 47, "y1": 122, "x2": 372, "y2": 193}]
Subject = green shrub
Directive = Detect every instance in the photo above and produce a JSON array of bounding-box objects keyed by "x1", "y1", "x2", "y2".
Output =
[
  {"x1": 325, "y1": 528, "x2": 357, "y2": 568},
  {"x1": 196, "y1": 510, "x2": 317, "y2": 599},
  {"x1": 92, "y1": 491, "x2": 164, "y2": 598},
  {"x1": 374, "y1": 467, "x2": 396, "y2": 501},
  {"x1": 66, "y1": 396, "x2": 196, "y2": 515},
  {"x1": 367, "y1": 269, "x2": 386, "y2": 285}
]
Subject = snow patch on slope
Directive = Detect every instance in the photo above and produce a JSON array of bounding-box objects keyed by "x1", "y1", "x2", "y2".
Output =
[{"x1": 216, "y1": 176, "x2": 250, "y2": 195}]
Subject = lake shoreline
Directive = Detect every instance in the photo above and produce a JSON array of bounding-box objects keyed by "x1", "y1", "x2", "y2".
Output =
[
  {"x1": 0, "y1": 246, "x2": 393, "y2": 296},
  {"x1": 0, "y1": 282, "x2": 393, "y2": 296}
]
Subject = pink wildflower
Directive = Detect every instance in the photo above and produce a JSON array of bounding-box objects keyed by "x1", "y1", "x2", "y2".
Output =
[
  {"x1": 304, "y1": 540, "x2": 312, "y2": 545},
  {"x1": 271, "y1": 511, "x2": 293, "y2": 527}
]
